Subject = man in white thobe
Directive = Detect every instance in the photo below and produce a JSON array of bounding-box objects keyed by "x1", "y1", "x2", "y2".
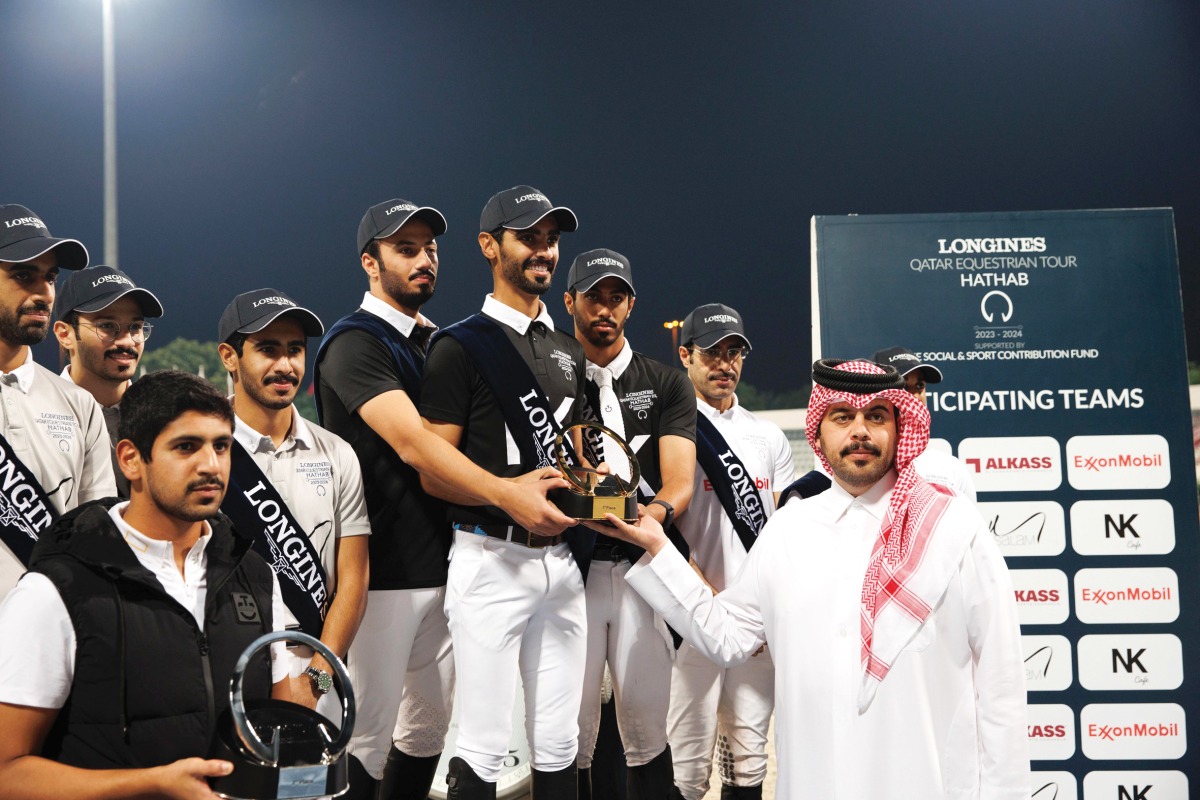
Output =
[{"x1": 598, "y1": 358, "x2": 1030, "y2": 800}]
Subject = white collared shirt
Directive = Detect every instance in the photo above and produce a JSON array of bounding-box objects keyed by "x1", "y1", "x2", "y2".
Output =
[
  {"x1": 359, "y1": 292, "x2": 436, "y2": 338},
  {"x1": 481, "y1": 293, "x2": 556, "y2": 335},
  {"x1": 584, "y1": 339, "x2": 634, "y2": 379}
]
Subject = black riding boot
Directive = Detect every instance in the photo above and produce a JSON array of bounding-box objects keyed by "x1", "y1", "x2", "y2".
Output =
[
  {"x1": 719, "y1": 783, "x2": 763, "y2": 800},
  {"x1": 531, "y1": 763, "x2": 578, "y2": 800},
  {"x1": 344, "y1": 754, "x2": 379, "y2": 800},
  {"x1": 446, "y1": 756, "x2": 496, "y2": 800},
  {"x1": 577, "y1": 766, "x2": 592, "y2": 800},
  {"x1": 378, "y1": 745, "x2": 442, "y2": 799},
  {"x1": 626, "y1": 746, "x2": 674, "y2": 800}
]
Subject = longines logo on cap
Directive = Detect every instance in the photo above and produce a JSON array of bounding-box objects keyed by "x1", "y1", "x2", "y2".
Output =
[
  {"x1": 1009, "y1": 568, "x2": 1069, "y2": 626},
  {"x1": 1074, "y1": 567, "x2": 1179, "y2": 624},
  {"x1": 1066, "y1": 434, "x2": 1170, "y2": 491},
  {"x1": 936, "y1": 236, "x2": 1046, "y2": 254},
  {"x1": 1026, "y1": 703, "x2": 1075, "y2": 761},
  {"x1": 1082, "y1": 770, "x2": 1189, "y2": 798},
  {"x1": 587, "y1": 257, "x2": 624, "y2": 269},
  {"x1": 385, "y1": 203, "x2": 418, "y2": 216},
  {"x1": 1069, "y1": 499, "x2": 1175, "y2": 556},
  {"x1": 514, "y1": 193, "x2": 548, "y2": 204},
  {"x1": 957, "y1": 436, "x2": 1061, "y2": 493},
  {"x1": 979, "y1": 500, "x2": 1065, "y2": 557},
  {"x1": 704, "y1": 314, "x2": 738, "y2": 325},
  {"x1": 252, "y1": 296, "x2": 295, "y2": 309},
  {"x1": 1022, "y1": 635, "x2": 1073, "y2": 692},
  {"x1": 91, "y1": 274, "x2": 131, "y2": 288},
  {"x1": 4, "y1": 216, "x2": 46, "y2": 230},
  {"x1": 1080, "y1": 703, "x2": 1187, "y2": 760},
  {"x1": 1077, "y1": 633, "x2": 1183, "y2": 691}
]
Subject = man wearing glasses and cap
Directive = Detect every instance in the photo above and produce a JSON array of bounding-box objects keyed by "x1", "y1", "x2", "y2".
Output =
[
  {"x1": 669, "y1": 304, "x2": 793, "y2": 800},
  {"x1": 0, "y1": 205, "x2": 116, "y2": 598},
  {"x1": 563, "y1": 249, "x2": 696, "y2": 798},
  {"x1": 53, "y1": 266, "x2": 164, "y2": 498}
]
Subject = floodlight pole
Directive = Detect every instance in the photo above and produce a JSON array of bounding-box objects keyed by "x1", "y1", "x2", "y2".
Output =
[{"x1": 102, "y1": 0, "x2": 118, "y2": 266}]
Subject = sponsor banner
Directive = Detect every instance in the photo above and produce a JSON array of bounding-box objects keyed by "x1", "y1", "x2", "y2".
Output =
[
  {"x1": 980, "y1": 500, "x2": 1066, "y2": 557},
  {"x1": 1031, "y1": 771, "x2": 1078, "y2": 800},
  {"x1": 1027, "y1": 703, "x2": 1076, "y2": 761},
  {"x1": 1066, "y1": 434, "x2": 1170, "y2": 491},
  {"x1": 1070, "y1": 499, "x2": 1175, "y2": 557},
  {"x1": 1081, "y1": 770, "x2": 1188, "y2": 800},
  {"x1": 1011, "y1": 569, "x2": 1070, "y2": 625},
  {"x1": 957, "y1": 436, "x2": 1062, "y2": 492},
  {"x1": 1080, "y1": 703, "x2": 1186, "y2": 760},
  {"x1": 1023, "y1": 635, "x2": 1073, "y2": 692},
  {"x1": 1077, "y1": 634, "x2": 1183, "y2": 692},
  {"x1": 1074, "y1": 568, "x2": 1179, "y2": 625}
]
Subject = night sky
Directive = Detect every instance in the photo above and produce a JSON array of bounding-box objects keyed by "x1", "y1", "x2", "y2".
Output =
[{"x1": 3, "y1": 0, "x2": 1198, "y2": 393}]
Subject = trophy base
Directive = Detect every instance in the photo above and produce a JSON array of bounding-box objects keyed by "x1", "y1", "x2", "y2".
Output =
[{"x1": 550, "y1": 488, "x2": 637, "y2": 523}]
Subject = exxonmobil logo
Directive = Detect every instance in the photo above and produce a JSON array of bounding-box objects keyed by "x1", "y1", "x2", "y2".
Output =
[
  {"x1": 1010, "y1": 569, "x2": 1069, "y2": 626},
  {"x1": 1065, "y1": 434, "x2": 1170, "y2": 490},
  {"x1": 1081, "y1": 703, "x2": 1186, "y2": 760},
  {"x1": 957, "y1": 436, "x2": 1061, "y2": 493},
  {"x1": 1026, "y1": 703, "x2": 1075, "y2": 761},
  {"x1": 1073, "y1": 567, "x2": 1179, "y2": 625}
]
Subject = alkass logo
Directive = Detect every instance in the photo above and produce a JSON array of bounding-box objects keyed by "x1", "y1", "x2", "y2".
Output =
[
  {"x1": 957, "y1": 436, "x2": 1061, "y2": 493},
  {"x1": 1074, "y1": 568, "x2": 1179, "y2": 625},
  {"x1": 1022, "y1": 635, "x2": 1073, "y2": 692},
  {"x1": 1026, "y1": 703, "x2": 1075, "y2": 761},
  {"x1": 1070, "y1": 499, "x2": 1175, "y2": 557},
  {"x1": 1078, "y1": 634, "x2": 1183, "y2": 692},
  {"x1": 1081, "y1": 770, "x2": 1189, "y2": 799},
  {"x1": 979, "y1": 500, "x2": 1065, "y2": 557},
  {"x1": 1065, "y1": 434, "x2": 1170, "y2": 491},
  {"x1": 1081, "y1": 703, "x2": 1186, "y2": 760},
  {"x1": 1030, "y1": 772, "x2": 1077, "y2": 800},
  {"x1": 1010, "y1": 569, "x2": 1069, "y2": 625}
]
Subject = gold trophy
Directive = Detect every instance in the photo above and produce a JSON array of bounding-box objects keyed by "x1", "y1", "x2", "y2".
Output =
[{"x1": 549, "y1": 422, "x2": 639, "y2": 523}]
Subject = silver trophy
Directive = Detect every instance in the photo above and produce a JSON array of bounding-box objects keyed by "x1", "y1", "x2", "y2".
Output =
[{"x1": 209, "y1": 631, "x2": 355, "y2": 799}]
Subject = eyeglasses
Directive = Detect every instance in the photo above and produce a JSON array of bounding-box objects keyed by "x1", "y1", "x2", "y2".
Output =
[
  {"x1": 78, "y1": 321, "x2": 153, "y2": 343},
  {"x1": 690, "y1": 345, "x2": 748, "y2": 364}
]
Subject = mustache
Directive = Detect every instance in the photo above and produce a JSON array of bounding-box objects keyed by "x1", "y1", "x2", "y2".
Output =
[
  {"x1": 523, "y1": 257, "x2": 554, "y2": 270},
  {"x1": 19, "y1": 301, "x2": 51, "y2": 315},
  {"x1": 410, "y1": 267, "x2": 436, "y2": 281},
  {"x1": 709, "y1": 371, "x2": 736, "y2": 380},
  {"x1": 187, "y1": 478, "x2": 225, "y2": 492},
  {"x1": 840, "y1": 442, "x2": 882, "y2": 457},
  {"x1": 105, "y1": 346, "x2": 139, "y2": 359},
  {"x1": 263, "y1": 372, "x2": 298, "y2": 387}
]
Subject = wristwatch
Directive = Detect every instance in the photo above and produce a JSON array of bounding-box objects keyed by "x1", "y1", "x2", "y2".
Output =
[
  {"x1": 648, "y1": 499, "x2": 675, "y2": 529},
  {"x1": 304, "y1": 666, "x2": 333, "y2": 695}
]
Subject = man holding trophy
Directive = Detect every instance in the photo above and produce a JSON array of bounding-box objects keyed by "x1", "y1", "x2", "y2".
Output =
[{"x1": 562, "y1": 249, "x2": 696, "y2": 799}]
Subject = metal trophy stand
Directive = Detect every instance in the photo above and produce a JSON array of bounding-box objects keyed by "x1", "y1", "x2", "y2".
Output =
[{"x1": 209, "y1": 631, "x2": 355, "y2": 799}]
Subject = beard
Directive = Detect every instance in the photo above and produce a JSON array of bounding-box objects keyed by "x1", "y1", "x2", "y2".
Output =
[
  {"x1": 578, "y1": 316, "x2": 622, "y2": 347},
  {"x1": 829, "y1": 442, "x2": 891, "y2": 487},
  {"x1": 380, "y1": 263, "x2": 435, "y2": 311},
  {"x1": 501, "y1": 253, "x2": 554, "y2": 296},
  {"x1": 243, "y1": 372, "x2": 298, "y2": 411},
  {"x1": 0, "y1": 301, "x2": 51, "y2": 346},
  {"x1": 148, "y1": 475, "x2": 227, "y2": 522}
]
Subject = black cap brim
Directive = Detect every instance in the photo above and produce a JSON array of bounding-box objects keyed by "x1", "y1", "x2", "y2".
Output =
[
  {"x1": 904, "y1": 364, "x2": 943, "y2": 384},
  {"x1": 73, "y1": 287, "x2": 165, "y2": 318},
  {"x1": 571, "y1": 272, "x2": 635, "y2": 295},
  {"x1": 505, "y1": 206, "x2": 579, "y2": 233},
  {"x1": 692, "y1": 331, "x2": 752, "y2": 350},
  {"x1": 0, "y1": 238, "x2": 89, "y2": 270},
  {"x1": 379, "y1": 207, "x2": 448, "y2": 239},
  {"x1": 239, "y1": 307, "x2": 325, "y2": 338}
]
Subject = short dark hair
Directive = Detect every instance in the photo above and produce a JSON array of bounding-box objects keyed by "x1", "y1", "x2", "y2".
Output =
[
  {"x1": 224, "y1": 331, "x2": 247, "y2": 358},
  {"x1": 489, "y1": 227, "x2": 508, "y2": 244},
  {"x1": 119, "y1": 370, "x2": 233, "y2": 460},
  {"x1": 364, "y1": 239, "x2": 381, "y2": 263}
]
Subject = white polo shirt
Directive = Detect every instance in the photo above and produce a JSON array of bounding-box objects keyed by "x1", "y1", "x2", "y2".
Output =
[
  {"x1": 233, "y1": 406, "x2": 370, "y2": 596},
  {"x1": 677, "y1": 395, "x2": 794, "y2": 592},
  {"x1": 0, "y1": 352, "x2": 117, "y2": 596}
]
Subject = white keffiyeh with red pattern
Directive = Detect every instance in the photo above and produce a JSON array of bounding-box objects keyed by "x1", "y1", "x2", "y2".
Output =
[{"x1": 806, "y1": 359, "x2": 973, "y2": 710}]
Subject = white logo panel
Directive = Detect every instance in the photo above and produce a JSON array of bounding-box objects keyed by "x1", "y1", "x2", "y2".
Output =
[
  {"x1": 1031, "y1": 771, "x2": 1077, "y2": 800},
  {"x1": 1011, "y1": 569, "x2": 1070, "y2": 625},
  {"x1": 1069, "y1": 499, "x2": 1174, "y2": 556},
  {"x1": 1081, "y1": 703, "x2": 1186, "y2": 760},
  {"x1": 980, "y1": 501, "x2": 1065, "y2": 557},
  {"x1": 1023, "y1": 635, "x2": 1073, "y2": 692},
  {"x1": 1027, "y1": 703, "x2": 1076, "y2": 761},
  {"x1": 1082, "y1": 771, "x2": 1188, "y2": 799},
  {"x1": 1077, "y1": 634, "x2": 1183, "y2": 691},
  {"x1": 928, "y1": 437, "x2": 952, "y2": 455},
  {"x1": 958, "y1": 436, "x2": 1062, "y2": 492},
  {"x1": 1074, "y1": 568, "x2": 1179, "y2": 624},
  {"x1": 1066, "y1": 434, "x2": 1170, "y2": 490}
]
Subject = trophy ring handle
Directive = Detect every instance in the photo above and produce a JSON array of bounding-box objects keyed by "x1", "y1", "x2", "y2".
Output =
[
  {"x1": 554, "y1": 422, "x2": 641, "y2": 496},
  {"x1": 229, "y1": 630, "x2": 356, "y2": 766}
]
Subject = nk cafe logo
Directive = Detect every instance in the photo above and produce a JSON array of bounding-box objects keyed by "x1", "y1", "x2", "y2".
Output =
[{"x1": 957, "y1": 436, "x2": 1061, "y2": 493}]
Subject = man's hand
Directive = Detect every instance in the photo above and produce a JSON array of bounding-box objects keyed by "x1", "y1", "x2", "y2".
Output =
[
  {"x1": 497, "y1": 469, "x2": 575, "y2": 535},
  {"x1": 585, "y1": 504, "x2": 670, "y2": 556},
  {"x1": 689, "y1": 557, "x2": 718, "y2": 596},
  {"x1": 150, "y1": 757, "x2": 233, "y2": 799},
  {"x1": 287, "y1": 674, "x2": 320, "y2": 711}
]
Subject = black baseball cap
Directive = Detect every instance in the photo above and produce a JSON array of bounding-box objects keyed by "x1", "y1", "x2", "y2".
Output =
[
  {"x1": 218, "y1": 289, "x2": 324, "y2": 344},
  {"x1": 0, "y1": 204, "x2": 88, "y2": 269},
  {"x1": 871, "y1": 346, "x2": 943, "y2": 384},
  {"x1": 479, "y1": 185, "x2": 578, "y2": 233},
  {"x1": 567, "y1": 248, "x2": 635, "y2": 295},
  {"x1": 54, "y1": 266, "x2": 164, "y2": 323},
  {"x1": 357, "y1": 199, "x2": 447, "y2": 255},
  {"x1": 681, "y1": 303, "x2": 752, "y2": 350}
]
